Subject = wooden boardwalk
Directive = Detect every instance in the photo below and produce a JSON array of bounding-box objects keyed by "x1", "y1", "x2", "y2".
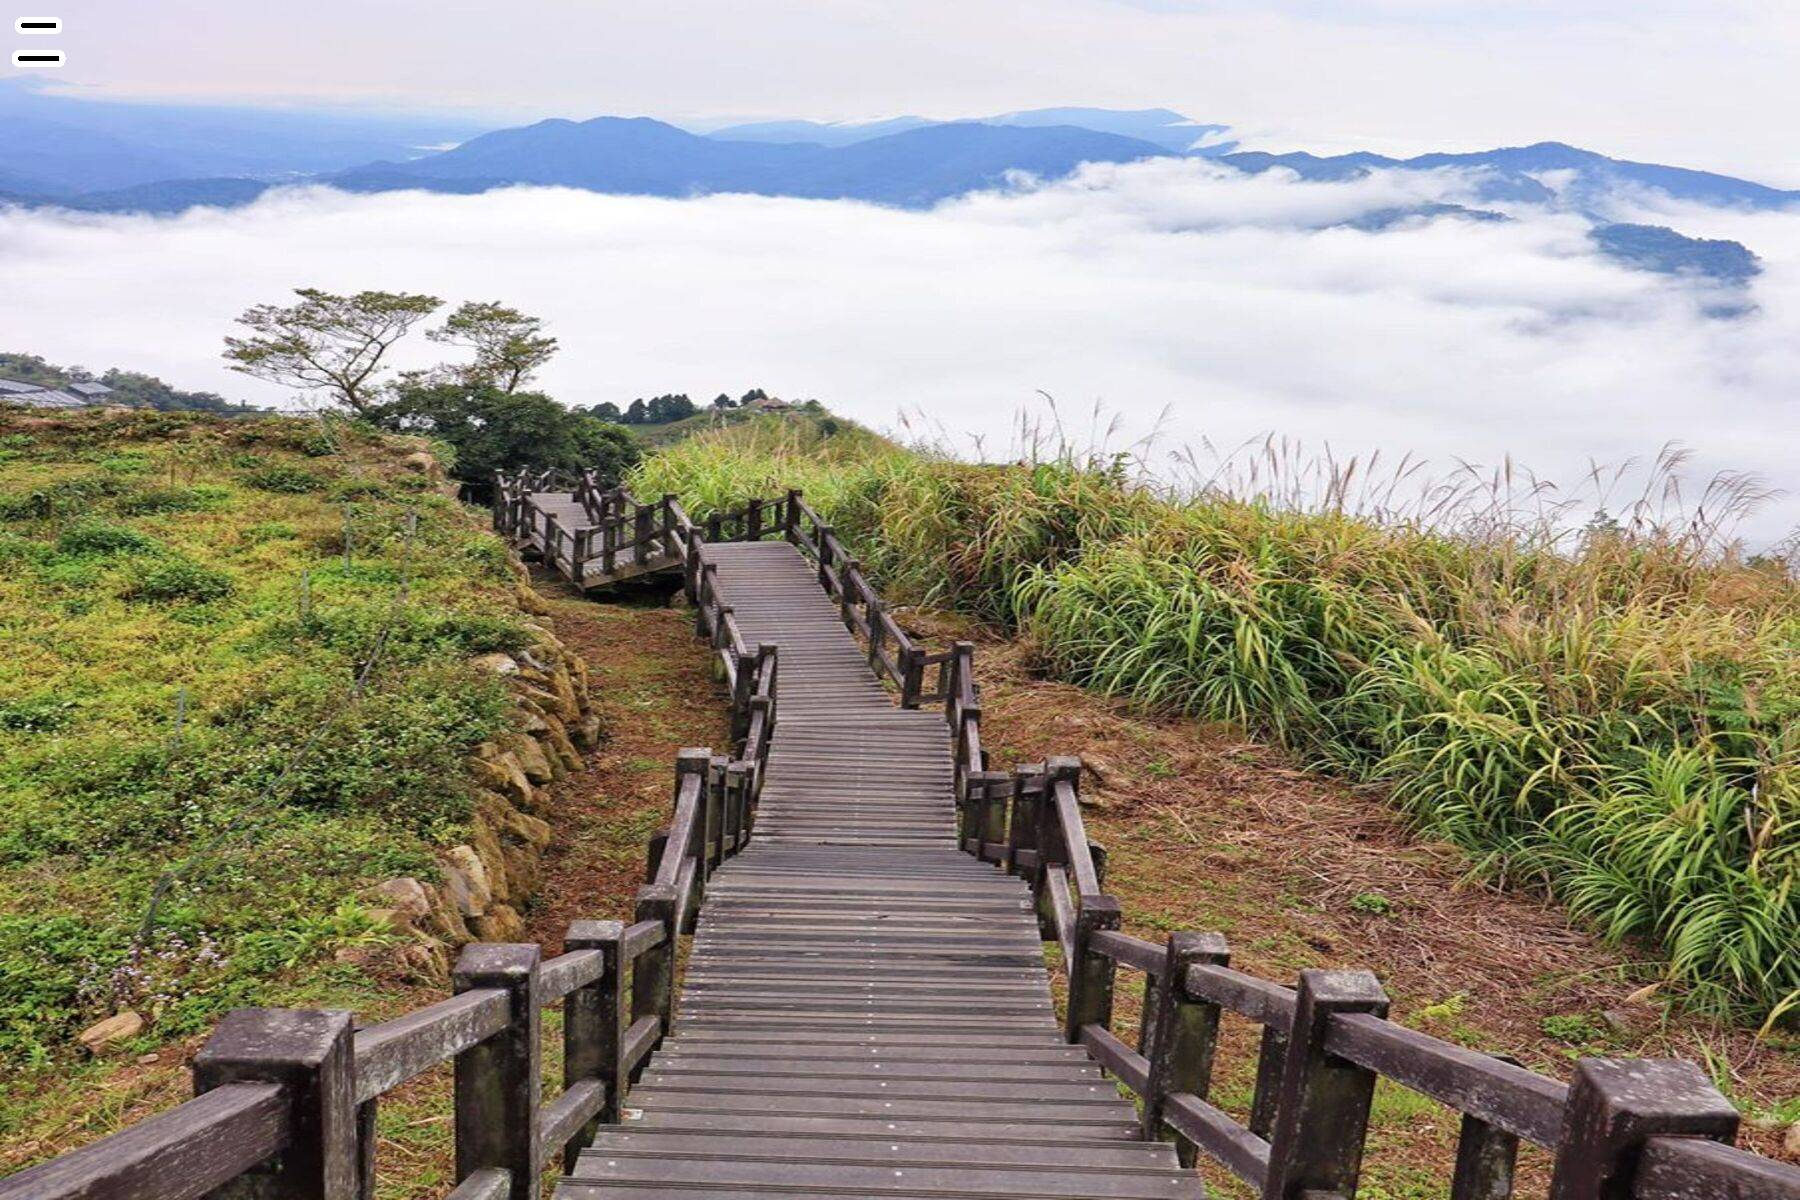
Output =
[
  {"x1": 13, "y1": 482, "x2": 1797, "y2": 1200},
  {"x1": 561, "y1": 541, "x2": 1201, "y2": 1198}
]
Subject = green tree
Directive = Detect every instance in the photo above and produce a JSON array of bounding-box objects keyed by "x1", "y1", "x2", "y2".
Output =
[
  {"x1": 372, "y1": 381, "x2": 639, "y2": 485},
  {"x1": 427, "y1": 301, "x2": 558, "y2": 393},
  {"x1": 624, "y1": 399, "x2": 649, "y2": 425},
  {"x1": 223, "y1": 288, "x2": 441, "y2": 414},
  {"x1": 644, "y1": 393, "x2": 697, "y2": 423},
  {"x1": 591, "y1": 401, "x2": 623, "y2": 422},
  {"x1": 712, "y1": 392, "x2": 736, "y2": 410}
]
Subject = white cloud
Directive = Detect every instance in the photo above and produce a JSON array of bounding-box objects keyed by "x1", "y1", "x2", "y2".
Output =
[{"x1": 0, "y1": 161, "x2": 1794, "y2": 540}]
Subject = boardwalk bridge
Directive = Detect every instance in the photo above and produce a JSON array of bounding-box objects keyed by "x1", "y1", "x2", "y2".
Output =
[{"x1": 5, "y1": 470, "x2": 1799, "y2": 1200}]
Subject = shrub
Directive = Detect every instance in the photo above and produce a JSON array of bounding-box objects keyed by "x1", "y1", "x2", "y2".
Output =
[
  {"x1": 116, "y1": 485, "x2": 227, "y2": 516},
  {"x1": 243, "y1": 521, "x2": 298, "y2": 542},
  {"x1": 243, "y1": 464, "x2": 326, "y2": 493},
  {"x1": 126, "y1": 557, "x2": 234, "y2": 603},
  {"x1": 0, "y1": 696, "x2": 77, "y2": 732},
  {"x1": 57, "y1": 521, "x2": 160, "y2": 556},
  {"x1": 329, "y1": 477, "x2": 393, "y2": 501}
]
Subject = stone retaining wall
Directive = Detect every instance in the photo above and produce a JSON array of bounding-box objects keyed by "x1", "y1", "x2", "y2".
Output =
[{"x1": 363, "y1": 566, "x2": 600, "y2": 982}]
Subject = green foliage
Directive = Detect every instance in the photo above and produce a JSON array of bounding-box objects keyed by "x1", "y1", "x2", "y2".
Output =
[
  {"x1": 1540, "y1": 1013, "x2": 1606, "y2": 1044},
  {"x1": 57, "y1": 522, "x2": 160, "y2": 557},
  {"x1": 0, "y1": 351, "x2": 249, "y2": 413},
  {"x1": 372, "y1": 380, "x2": 641, "y2": 485},
  {"x1": 635, "y1": 418, "x2": 1800, "y2": 1023},
  {"x1": 223, "y1": 288, "x2": 443, "y2": 415},
  {"x1": 0, "y1": 410, "x2": 522, "y2": 1063},
  {"x1": 1350, "y1": 891, "x2": 1396, "y2": 916},
  {"x1": 243, "y1": 463, "x2": 326, "y2": 493},
  {"x1": 125, "y1": 557, "x2": 234, "y2": 603},
  {"x1": 115, "y1": 485, "x2": 229, "y2": 516}
]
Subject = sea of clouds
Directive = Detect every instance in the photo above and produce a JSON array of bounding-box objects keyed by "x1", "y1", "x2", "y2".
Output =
[{"x1": 1, "y1": 158, "x2": 1795, "y2": 540}]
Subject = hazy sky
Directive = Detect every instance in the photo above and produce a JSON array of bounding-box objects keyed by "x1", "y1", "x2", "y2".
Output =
[
  {"x1": 4, "y1": 165, "x2": 1795, "y2": 540},
  {"x1": 21, "y1": 0, "x2": 1800, "y2": 184}
]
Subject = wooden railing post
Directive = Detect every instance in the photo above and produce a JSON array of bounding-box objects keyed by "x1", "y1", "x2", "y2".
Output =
[
  {"x1": 662, "y1": 494, "x2": 677, "y2": 556},
  {"x1": 634, "y1": 504, "x2": 653, "y2": 566},
  {"x1": 543, "y1": 514, "x2": 563, "y2": 573},
  {"x1": 562, "y1": 920, "x2": 624, "y2": 1166},
  {"x1": 725, "y1": 760, "x2": 751, "y2": 853},
  {"x1": 1547, "y1": 1059, "x2": 1738, "y2": 1200},
  {"x1": 746, "y1": 497, "x2": 764, "y2": 540},
  {"x1": 1262, "y1": 969, "x2": 1387, "y2": 1200},
  {"x1": 702, "y1": 754, "x2": 727, "y2": 878},
  {"x1": 452, "y1": 945, "x2": 541, "y2": 1200},
  {"x1": 705, "y1": 512, "x2": 723, "y2": 542},
  {"x1": 1009, "y1": 762, "x2": 1043, "y2": 886},
  {"x1": 899, "y1": 647, "x2": 925, "y2": 709},
  {"x1": 815, "y1": 524, "x2": 834, "y2": 589},
  {"x1": 867, "y1": 597, "x2": 886, "y2": 672},
  {"x1": 839, "y1": 559, "x2": 860, "y2": 627},
  {"x1": 631, "y1": 884, "x2": 678, "y2": 1059},
  {"x1": 784, "y1": 489, "x2": 802, "y2": 543},
  {"x1": 1064, "y1": 894, "x2": 1121, "y2": 1043},
  {"x1": 194, "y1": 1009, "x2": 357, "y2": 1200},
  {"x1": 1142, "y1": 933, "x2": 1230, "y2": 1161},
  {"x1": 1451, "y1": 1055, "x2": 1523, "y2": 1200},
  {"x1": 602, "y1": 510, "x2": 617, "y2": 576}
]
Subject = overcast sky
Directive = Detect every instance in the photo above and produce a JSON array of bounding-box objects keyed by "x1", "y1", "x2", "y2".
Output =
[{"x1": 21, "y1": 0, "x2": 1800, "y2": 184}]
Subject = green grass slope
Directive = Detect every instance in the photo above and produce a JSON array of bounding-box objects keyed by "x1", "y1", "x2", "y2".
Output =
[{"x1": 0, "y1": 408, "x2": 530, "y2": 1067}]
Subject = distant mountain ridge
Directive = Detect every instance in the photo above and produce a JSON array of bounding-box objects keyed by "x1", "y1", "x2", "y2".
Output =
[
  {"x1": 703, "y1": 107, "x2": 1233, "y2": 154},
  {"x1": 0, "y1": 93, "x2": 1788, "y2": 294},
  {"x1": 329, "y1": 117, "x2": 1174, "y2": 207}
]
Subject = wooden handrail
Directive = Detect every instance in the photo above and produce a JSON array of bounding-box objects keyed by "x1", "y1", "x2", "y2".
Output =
[{"x1": 0, "y1": 1082, "x2": 288, "y2": 1200}]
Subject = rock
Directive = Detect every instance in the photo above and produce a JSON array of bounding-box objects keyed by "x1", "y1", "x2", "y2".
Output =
[
  {"x1": 504, "y1": 733, "x2": 556, "y2": 785},
  {"x1": 504, "y1": 809, "x2": 554, "y2": 848},
  {"x1": 402, "y1": 451, "x2": 436, "y2": 474},
  {"x1": 79, "y1": 1011, "x2": 145, "y2": 1054},
  {"x1": 500, "y1": 842, "x2": 541, "y2": 898},
  {"x1": 472, "y1": 904, "x2": 526, "y2": 942},
  {"x1": 426, "y1": 885, "x2": 471, "y2": 943},
  {"x1": 1599, "y1": 1008, "x2": 1636, "y2": 1035},
  {"x1": 470, "y1": 652, "x2": 520, "y2": 676},
  {"x1": 371, "y1": 876, "x2": 433, "y2": 920},
  {"x1": 136, "y1": 1053, "x2": 160, "y2": 1065},
  {"x1": 471, "y1": 818, "x2": 512, "y2": 903},
  {"x1": 365, "y1": 907, "x2": 414, "y2": 933},
  {"x1": 444, "y1": 846, "x2": 492, "y2": 917},
  {"x1": 395, "y1": 939, "x2": 451, "y2": 985},
  {"x1": 575, "y1": 712, "x2": 604, "y2": 750},
  {"x1": 470, "y1": 749, "x2": 536, "y2": 808},
  {"x1": 514, "y1": 584, "x2": 551, "y2": 615},
  {"x1": 548, "y1": 667, "x2": 582, "y2": 722},
  {"x1": 1785, "y1": 1122, "x2": 1800, "y2": 1160}
]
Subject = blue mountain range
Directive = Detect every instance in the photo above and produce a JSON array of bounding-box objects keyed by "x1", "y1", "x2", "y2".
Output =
[{"x1": 0, "y1": 81, "x2": 1784, "y2": 292}]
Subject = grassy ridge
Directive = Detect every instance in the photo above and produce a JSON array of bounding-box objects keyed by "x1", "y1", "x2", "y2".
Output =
[
  {"x1": 0, "y1": 409, "x2": 528, "y2": 1067},
  {"x1": 634, "y1": 416, "x2": 1799, "y2": 1022}
]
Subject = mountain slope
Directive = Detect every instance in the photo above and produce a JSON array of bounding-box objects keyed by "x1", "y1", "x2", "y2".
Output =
[
  {"x1": 1224, "y1": 141, "x2": 1799, "y2": 209},
  {"x1": 330, "y1": 117, "x2": 1171, "y2": 207},
  {"x1": 0, "y1": 77, "x2": 485, "y2": 188}
]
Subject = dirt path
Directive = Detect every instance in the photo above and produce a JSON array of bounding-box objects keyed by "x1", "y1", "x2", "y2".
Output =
[{"x1": 520, "y1": 576, "x2": 732, "y2": 950}]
